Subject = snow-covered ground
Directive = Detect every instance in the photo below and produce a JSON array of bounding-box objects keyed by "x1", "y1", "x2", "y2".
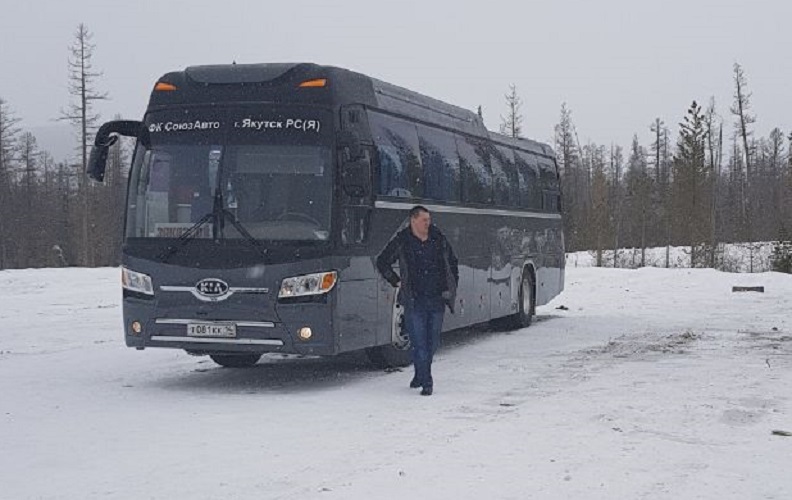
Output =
[
  {"x1": 1, "y1": 266, "x2": 791, "y2": 499},
  {"x1": 568, "y1": 242, "x2": 777, "y2": 273}
]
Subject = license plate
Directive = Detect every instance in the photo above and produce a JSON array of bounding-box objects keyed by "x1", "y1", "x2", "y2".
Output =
[{"x1": 187, "y1": 322, "x2": 237, "y2": 338}]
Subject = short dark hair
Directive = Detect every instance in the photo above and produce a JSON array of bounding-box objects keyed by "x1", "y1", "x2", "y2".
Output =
[{"x1": 409, "y1": 205, "x2": 430, "y2": 218}]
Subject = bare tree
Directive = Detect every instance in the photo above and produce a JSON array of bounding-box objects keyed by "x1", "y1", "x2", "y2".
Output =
[
  {"x1": 589, "y1": 144, "x2": 610, "y2": 266},
  {"x1": 649, "y1": 118, "x2": 674, "y2": 266},
  {"x1": 624, "y1": 135, "x2": 650, "y2": 266},
  {"x1": 704, "y1": 98, "x2": 723, "y2": 267},
  {"x1": 730, "y1": 63, "x2": 755, "y2": 242},
  {"x1": 609, "y1": 144, "x2": 624, "y2": 267},
  {"x1": 93, "y1": 127, "x2": 130, "y2": 266},
  {"x1": 59, "y1": 23, "x2": 108, "y2": 266},
  {"x1": 499, "y1": 84, "x2": 523, "y2": 138},
  {"x1": 766, "y1": 128, "x2": 786, "y2": 238},
  {"x1": 0, "y1": 98, "x2": 21, "y2": 269},
  {"x1": 18, "y1": 132, "x2": 40, "y2": 267},
  {"x1": 730, "y1": 63, "x2": 755, "y2": 180},
  {"x1": 555, "y1": 103, "x2": 584, "y2": 250},
  {"x1": 787, "y1": 132, "x2": 792, "y2": 169},
  {"x1": 784, "y1": 132, "x2": 792, "y2": 240}
]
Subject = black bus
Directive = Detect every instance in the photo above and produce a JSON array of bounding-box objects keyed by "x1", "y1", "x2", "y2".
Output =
[{"x1": 88, "y1": 63, "x2": 564, "y2": 368}]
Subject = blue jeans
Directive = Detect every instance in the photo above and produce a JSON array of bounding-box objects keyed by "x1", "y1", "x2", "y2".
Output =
[{"x1": 404, "y1": 297, "x2": 445, "y2": 388}]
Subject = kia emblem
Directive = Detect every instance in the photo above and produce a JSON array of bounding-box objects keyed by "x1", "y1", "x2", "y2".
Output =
[{"x1": 195, "y1": 278, "x2": 230, "y2": 297}]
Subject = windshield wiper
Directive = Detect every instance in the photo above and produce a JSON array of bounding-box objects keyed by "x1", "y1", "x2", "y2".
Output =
[
  {"x1": 157, "y1": 188, "x2": 269, "y2": 263},
  {"x1": 157, "y1": 186, "x2": 226, "y2": 263},
  {"x1": 215, "y1": 185, "x2": 269, "y2": 260},
  {"x1": 219, "y1": 208, "x2": 269, "y2": 260},
  {"x1": 157, "y1": 211, "x2": 215, "y2": 263}
]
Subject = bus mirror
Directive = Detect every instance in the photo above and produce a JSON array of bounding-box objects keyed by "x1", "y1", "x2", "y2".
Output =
[
  {"x1": 338, "y1": 130, "x2": 363, "y2": 161},
  {"x1": 87, "y1": 120, "x2": 143, "y2": 182},
  {"x1": 341, "y1": 157, "x2": 371, "y2": 198},
  {"x1": 87, "y1": 142, "x2": 112, "y2": 182}
]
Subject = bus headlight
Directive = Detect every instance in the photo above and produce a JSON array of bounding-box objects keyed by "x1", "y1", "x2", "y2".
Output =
[
  {"x1": 279, "y1": 271, "x2": 337, "y2": 298},
  {"x1": 122, "y1": 267, "x2": 154, "y2": 296}
]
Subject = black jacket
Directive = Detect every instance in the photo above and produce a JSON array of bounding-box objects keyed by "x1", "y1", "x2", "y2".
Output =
[{"x1": 376, "y1": 224, "x2": 459, "y2": 313}]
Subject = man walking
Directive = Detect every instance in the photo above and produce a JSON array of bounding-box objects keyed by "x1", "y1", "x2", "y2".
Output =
[{"x1": 376, "y1": 206, "x2": 459, "y2": 396}]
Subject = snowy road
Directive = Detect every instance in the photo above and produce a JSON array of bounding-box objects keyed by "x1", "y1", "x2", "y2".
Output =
[{"x1": 1, "y1": 267, "x2": 790, "y2": 499}]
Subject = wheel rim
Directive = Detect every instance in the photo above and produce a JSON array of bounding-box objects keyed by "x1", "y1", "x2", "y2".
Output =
[{"x1": 391, "y1": 297, "x2": 410, "y2": 350}]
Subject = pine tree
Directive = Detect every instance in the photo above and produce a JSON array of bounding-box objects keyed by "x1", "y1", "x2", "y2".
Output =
[{"x1": 673, "y1": 101, "x2": 711, "y2": 267}]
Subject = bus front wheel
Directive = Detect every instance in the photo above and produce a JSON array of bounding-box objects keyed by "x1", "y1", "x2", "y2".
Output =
[
  {"x1": 366, "y1": 296, "x2": 412, "y2": 368},
  {"x1": 209, "y1": 353, "x2": 262, "y2": 368}
]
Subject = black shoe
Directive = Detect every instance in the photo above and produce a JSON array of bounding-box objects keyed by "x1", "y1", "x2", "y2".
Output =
[
  {"x1": 420, "y1": 386, "x2": 433, "y2": 396},
  {"x1": 410, "y1": 378, "x2": 421, "y2": 389}
]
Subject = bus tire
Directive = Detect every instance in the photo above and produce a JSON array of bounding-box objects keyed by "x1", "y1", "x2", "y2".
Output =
[
  {"x1": 366, "y1": 293, "x2": 412, "y2": 368},
  {"x1": 209, "y1": 353, "x2": 262, "y2": 368},
  {"x1": 509, "y1": 269, "x2": 535, "y2": 329}
]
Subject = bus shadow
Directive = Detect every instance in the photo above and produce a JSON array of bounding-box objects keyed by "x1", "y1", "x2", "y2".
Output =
[
  {"x1": 151, "y1": 350, "x2": 383, "y2": 395},
  {"x1": 151, "y1": 314, "x2": 559, "y2": 395}
]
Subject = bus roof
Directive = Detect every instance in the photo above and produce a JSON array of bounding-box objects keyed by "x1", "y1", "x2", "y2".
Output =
[{"x1": 150, "y1": 63, "x2": 554, "y2": 158}]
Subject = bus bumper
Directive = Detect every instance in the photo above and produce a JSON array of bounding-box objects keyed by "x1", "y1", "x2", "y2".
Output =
[{"x1": 123, "y1": 298, "x2": 338, "y2": 356}]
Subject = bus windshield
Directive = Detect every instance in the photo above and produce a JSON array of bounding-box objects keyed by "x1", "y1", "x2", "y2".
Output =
[{"x1": 125, "y1": 106, "x2": 333, "y2": 242}]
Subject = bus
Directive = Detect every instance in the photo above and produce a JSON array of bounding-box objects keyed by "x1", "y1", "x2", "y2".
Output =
[{"x1": 88, "y1": 63, "x2": 565, "y2": 368}]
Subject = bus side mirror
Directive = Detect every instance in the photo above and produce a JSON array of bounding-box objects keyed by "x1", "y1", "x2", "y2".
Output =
[
  {"x1": 87, "y1": 120, "x2": 143, "y2": 182},
  {"x1": 87, "y1": 135, "x2": 118, "y2": 182},
  {"x1": 341, "y1": 156, "x2": 371, "y2": 198},
  {"x1": 337, "y1": 130, "x2": 363, "y2": 161}
]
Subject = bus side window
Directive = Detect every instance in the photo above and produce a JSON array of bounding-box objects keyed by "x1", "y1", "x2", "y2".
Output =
[
  {"x1": 491, "y1": 146, "x2": 518, "y2": 208},
  {"x1": 455, "y1": 135, "x2": 493, "y2": 205},
  {"x1": 416, "y1": 125, "x2": 461, "y2": 203},
  {"x1": 515, "y1": 150, "x2": 542, "y2": 210},
  {"x1": 368, "y1": 111, "x2": 423, "y2": 199},
  {"x1": 539, "y1": 158, "x2": 561, "y2": 212}
]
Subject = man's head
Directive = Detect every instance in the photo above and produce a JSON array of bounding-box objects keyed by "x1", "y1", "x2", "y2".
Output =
[{"x1": 409, "y1": 205, "x2": 431, "y2": 239}]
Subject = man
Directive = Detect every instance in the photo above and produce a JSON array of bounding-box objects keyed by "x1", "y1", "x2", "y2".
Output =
[{"x1": 376, "y1": 206, "x2": 459, "y2": 396}]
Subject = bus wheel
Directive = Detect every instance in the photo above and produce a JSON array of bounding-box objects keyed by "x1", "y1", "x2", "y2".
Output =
[
  {"x1": 509, "y1": 270, "x2": 534, "y2": 329},
  {"x1": 209, "y1": 354, "x2": 262, "y2": 368},
  {"x1": 366, "y1": 297, "x2": 412, "y2": 368}
]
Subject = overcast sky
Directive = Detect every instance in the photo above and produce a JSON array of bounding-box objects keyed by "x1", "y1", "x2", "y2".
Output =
[{"x1": 1, "y1": 0, "x2": 789, "y2": 155}]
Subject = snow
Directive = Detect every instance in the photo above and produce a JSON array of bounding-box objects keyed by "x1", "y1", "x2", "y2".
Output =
[
  {"x1": 1, "y1": 266, "x2": 791, "y2": 499},
  {"x1": 567, "y1": 243, "x2": 777, "y2": 273}
]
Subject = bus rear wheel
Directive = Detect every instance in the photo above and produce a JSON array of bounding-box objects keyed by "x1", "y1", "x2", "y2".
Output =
[
  {"x1": 509, "y1": 270, "x2": 534, "y2": 329},
  {"x1": 366, "y1": 296, "x2": 412, "y2": 368},
  {"x1": 209, "y1": 353, "x2": 262, "y2": 368}
]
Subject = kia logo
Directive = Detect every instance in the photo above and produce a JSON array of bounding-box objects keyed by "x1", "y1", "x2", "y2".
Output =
[{"x1": 195, "y1": 278, "x2": 229, "y2": 297}]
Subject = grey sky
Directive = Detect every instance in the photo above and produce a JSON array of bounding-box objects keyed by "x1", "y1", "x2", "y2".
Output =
[{"x1": 1, "y1": 0, "x2": 789, "y2": 154}]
